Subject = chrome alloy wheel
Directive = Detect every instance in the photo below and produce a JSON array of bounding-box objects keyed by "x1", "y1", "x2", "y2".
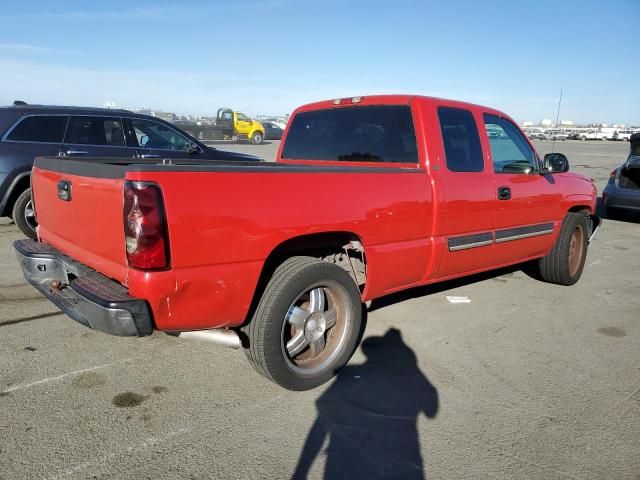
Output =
[
  {"x1": 24, "y1": 199, "x2": 37, "y2": 231},
  {"x1": 281, "y1": 280, "x2": 353, "y2": 376}
]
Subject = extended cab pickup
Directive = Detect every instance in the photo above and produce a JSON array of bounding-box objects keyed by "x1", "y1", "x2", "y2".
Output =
[{"x1": 15, "y1": 95, "x2": 601, "y2": 390}]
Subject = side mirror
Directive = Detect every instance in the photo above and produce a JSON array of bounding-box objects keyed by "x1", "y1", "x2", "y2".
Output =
[
  {"x1": 543, "y1": 153, "x2": 569, "y2": 173},
  {"x1": 139, "y1": 134, "x2": 149, "y2": 147}
]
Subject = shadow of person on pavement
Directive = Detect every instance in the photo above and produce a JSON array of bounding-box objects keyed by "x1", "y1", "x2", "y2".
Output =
[{"x1": 291, "y1": 328, "x2": 439, "y2": 480}]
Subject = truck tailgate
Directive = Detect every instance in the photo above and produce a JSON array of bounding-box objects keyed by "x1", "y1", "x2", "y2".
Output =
[{"x1": 32, "y1": 158, "x2": 129, "y2": 284}]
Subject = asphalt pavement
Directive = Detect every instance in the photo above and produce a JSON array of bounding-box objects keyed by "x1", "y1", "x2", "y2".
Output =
[{"x1": 1, "y1": 139, "x2": 638, "y2": 479}]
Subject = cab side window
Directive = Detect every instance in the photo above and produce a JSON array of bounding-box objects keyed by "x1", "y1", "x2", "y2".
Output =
[
  {"x1": 438, "y1": 107, "x2": 483, "y2": 172},
  {"x1": 237, "y1": 113, "x2": 249, "y2": 122},
  {"x1": 484, "y1": 115, "x2": 538, "y2": 174},
  {"x1": 67, "y1": 117, "x2": 125, "y2": 146}
]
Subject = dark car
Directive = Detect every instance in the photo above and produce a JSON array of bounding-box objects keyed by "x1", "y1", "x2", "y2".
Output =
[
  {"x1": 603, "y1": 133, "x2": 640, "y2": 218},
  {"x1": 262, "y1": 122, "x2": 284, "y2": 140},
  {"x1": 0, "y1": 102, "x2": 261, "y2": 238}
]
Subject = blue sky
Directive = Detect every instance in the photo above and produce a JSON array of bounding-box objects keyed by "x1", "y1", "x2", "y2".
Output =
[{"x1": 0, "y1": 0, "x2": 638, "y2": 124}]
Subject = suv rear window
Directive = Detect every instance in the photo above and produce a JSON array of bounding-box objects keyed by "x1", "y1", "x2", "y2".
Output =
[
  {"x1": 281, "y1": 105, "x2": 418, "y2": 163},
  {"x1": 6, "y1": 115, "x2": 68, "y2": 143}
]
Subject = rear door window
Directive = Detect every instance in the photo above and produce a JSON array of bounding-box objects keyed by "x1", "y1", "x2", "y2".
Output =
[
  {"x1": 437, "y1": 107, "x2": 484, "y2": 172},
  {"x1": 281, "y1": 105, "x2": 418, "y2": 163},
  {"x1": 67, "y1": 116, "x2": 126, "y2": 146},
  {"x1": 6, "y1": 115, "x2": 68, "y2": 143}
]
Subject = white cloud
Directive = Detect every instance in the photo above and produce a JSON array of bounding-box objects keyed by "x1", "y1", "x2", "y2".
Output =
[
  {"x1": 5, "y1": 1, "x2": 286, "y2": 22},
  {"x1": 0, "y1": 44, "x2": 53, "y2": 52}
]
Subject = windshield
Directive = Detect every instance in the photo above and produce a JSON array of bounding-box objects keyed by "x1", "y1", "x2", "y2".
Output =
[{"x1": 281, "y1": 105, "x2": 418, "y2": 163}]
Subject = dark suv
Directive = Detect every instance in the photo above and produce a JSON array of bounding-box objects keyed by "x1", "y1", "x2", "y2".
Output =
[{"x1": 0, "y1": 102, "x2": 261, "y2": 238}]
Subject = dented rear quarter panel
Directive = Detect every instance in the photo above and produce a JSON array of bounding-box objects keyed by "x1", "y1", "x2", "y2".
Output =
[{"x1": 124, "y1": 168, "x2": 435, "y2": 330}]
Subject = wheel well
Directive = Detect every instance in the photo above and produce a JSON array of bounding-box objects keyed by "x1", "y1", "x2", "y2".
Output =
[
  {"x1": 568, "y1": 205, "x2": 591, "y2": 214},
  {"x1": 567, "y1": 205, "x2": 599, "y2": 237},
  {"x1": 240, "y1": 232, "x2": 367, "y2": 328},
  {"x1": 1, "y1": 175, "x2": 30, "y2": 217}
]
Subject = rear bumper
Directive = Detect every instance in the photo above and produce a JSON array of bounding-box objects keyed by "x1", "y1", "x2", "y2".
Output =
[
  {"x1": 14, "y1": 239, "x2": 153, "y2": 336},
  {"x1": 603, "y1": 183, "x2": 640, "y2": 211}
]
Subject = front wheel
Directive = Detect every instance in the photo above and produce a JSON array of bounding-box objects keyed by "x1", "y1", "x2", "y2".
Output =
[
  {"x1": 12, "y1": 188, "x2": 37, "y2": 239},
  {"x1": 243, "y1": 256, "x2": 362, "y2": 390},
  {"x1": 531, "y1": 212, "x2": 588, "y2": 286},
  {"x1": 250, "y1": 131, "x2": 264, "y2": 145}
]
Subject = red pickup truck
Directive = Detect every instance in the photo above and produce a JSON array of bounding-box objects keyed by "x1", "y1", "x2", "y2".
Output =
[{"x1": 15, "y1": 95, "x2": 600, "y2": 390}]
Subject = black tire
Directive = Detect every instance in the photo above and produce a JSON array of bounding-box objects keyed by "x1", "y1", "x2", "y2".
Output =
[
  {"x1": 250, "y1": 131, "x2": 263, "y2": 145},
  {"x1": 243, "y1": 256, "x2": 362, "y2": 391},
  {"x1": 532, "y1": 212, "x2": 588, "y2": 286},
  {"x1": 581, "y1": 136, "x2": 587, "y2": 141},
  {"x1": 12, "y1": 188, "x2": 37, "y2": 239}
]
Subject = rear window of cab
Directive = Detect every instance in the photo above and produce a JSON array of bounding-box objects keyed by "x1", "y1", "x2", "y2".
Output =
[{"x1": 281, "y1": 105, "x2": 418, "y2": 163}]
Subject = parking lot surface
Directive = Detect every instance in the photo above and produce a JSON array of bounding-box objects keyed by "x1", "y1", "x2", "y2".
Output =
[{"x1": 1, "y1": 140, "x2": 638, "y2": 479}]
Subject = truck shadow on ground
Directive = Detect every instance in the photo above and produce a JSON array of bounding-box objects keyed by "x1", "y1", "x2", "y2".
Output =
[{"x1": 291, "y1": 328, "x2": 438, "y2": 480}]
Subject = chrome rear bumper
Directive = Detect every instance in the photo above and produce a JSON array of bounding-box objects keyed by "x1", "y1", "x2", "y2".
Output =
[{"x1": 14, "y1": 239, "x2": 153, "y2": 336}]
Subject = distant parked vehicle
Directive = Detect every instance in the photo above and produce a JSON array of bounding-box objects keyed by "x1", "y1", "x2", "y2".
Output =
[
  {"x1": 0, "y1": 102, "x2": 260, "y2": 239},
  {"x1": 522, "y1": 128, "x2": 546, "y2": 140},
  {"x1": 543, "y1": 129, "x2": 568, "y2": 141},
  {"x1": 262, "y1": 122, "x2": 284, "y2": 140},
  {"x1": 178, "y1": 109, "x2": 266, "y2": 145},
  {"x1": 613, "y1": 130, "x2": 633, "y2": 141},
  {"x1": 567, "y1": 131, "x2": 583, "y2": 140},
  {"x1": 579, "y1": 130, "x2": 609, "y2": 141}
]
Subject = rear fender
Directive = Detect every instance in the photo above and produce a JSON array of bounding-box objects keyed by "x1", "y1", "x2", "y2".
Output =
[{"x1": 0, "y1": 169, "x2": 31, "y2": 216}]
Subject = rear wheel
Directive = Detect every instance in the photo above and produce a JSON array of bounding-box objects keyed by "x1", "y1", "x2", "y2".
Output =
[
  {"x1": 531, "y1": 212, "x2": 588, "y2": 286},
  {"x1": 251, "y1": 131, "x2": 264, "y2": 145},
  {"x1": 12, "y1": 188, "x2": 37, "y2": 239},
  {"x1": 243, "y1": 256, "x2": 362, "y2": 390},
  {"x1": 581, "y1": 136, "x2": 587, "y2": 141}
]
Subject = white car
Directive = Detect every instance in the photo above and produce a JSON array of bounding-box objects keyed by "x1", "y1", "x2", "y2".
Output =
[{"x1": 543, "y1": 129, "x2": 568, "y2": 141}]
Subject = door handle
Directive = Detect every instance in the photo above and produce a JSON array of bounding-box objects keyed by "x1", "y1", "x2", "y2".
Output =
[
  {"x1": 497, "y1": 186, "x2": 511, "y2": 200},
  {"x1": 64, "y1": 150, "x2": 88, "y2": 156},
  {"x1": 139, "y1": 154, "x2": 160, "y2": 159}
]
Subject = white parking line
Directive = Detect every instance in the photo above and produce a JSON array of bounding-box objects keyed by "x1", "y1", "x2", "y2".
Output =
[{"x1": 1, "y1": 358, "x2": 137, "y2": 394}]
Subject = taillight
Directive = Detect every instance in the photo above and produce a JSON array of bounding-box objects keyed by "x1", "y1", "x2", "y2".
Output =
[
  {"x1": 123, "y1": 181, "x2": 170, "y2": 270},
  {"x1": 610, "y1": 168, "x2": 618, "y2": 178}
]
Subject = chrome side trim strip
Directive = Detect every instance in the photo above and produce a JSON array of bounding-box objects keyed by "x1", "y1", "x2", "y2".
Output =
[
  {"x1": 447, "y1": 222, "x2": 556, "y2": 251},
  {"x1": 447, "y1": 232, "x2": 494, "y2": 251},
  {"x1": 494, "y1": 229, "x2": 554, "y2": 243},
  {"x1": 449, "y1": 239, "x2": 494, "y2": 251}
]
